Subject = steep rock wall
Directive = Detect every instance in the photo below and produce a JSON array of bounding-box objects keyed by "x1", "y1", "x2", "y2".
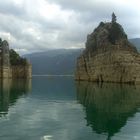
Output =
[
  {"x1": 76, "y1": 49, "x2": 140, "y2": 83},
  {"x1": 11, "y1": 65, "x2": 32, "y2": 79},
  {"x1": 75, "y1": 15, "x2": 140, "y2": 84},
  {"x1": 0, "y1": 39, "x2": 32, "y2": 79}
]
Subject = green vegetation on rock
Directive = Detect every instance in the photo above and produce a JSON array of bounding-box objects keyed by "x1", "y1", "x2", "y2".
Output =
[
  {"x1": 9, "y1": 49, "x2": 27, "y2": 66},
  {"x1": 108, "y1": 22, "x2": 127, "y2": 44},
  {"x1": 86, "y1": 13, "x2": 128, "y2": 51}
]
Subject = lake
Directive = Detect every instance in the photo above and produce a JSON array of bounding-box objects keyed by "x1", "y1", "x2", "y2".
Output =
[{"x1": 0, "y1": 76, "x2": 140, "y2": 140}]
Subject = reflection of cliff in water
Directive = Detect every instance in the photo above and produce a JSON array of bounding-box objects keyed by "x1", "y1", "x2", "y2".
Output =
[
  {"x1": 0, "y1": 79, "x2": 31, "y2": 117},
  {"x1": 76, "y1": 82, "x2": 140, "y2": 140}
]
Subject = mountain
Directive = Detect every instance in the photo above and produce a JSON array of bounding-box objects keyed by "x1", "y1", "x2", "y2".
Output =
[
  {"x1": 129, "y1": 38, "x2": 140, "y2": 51},
  {"x1": 23, "y1": 38, "x2": 139, "y2": 75},
  {"x1": 24, "y1": 49, "x2": 83, "y2": 75}
]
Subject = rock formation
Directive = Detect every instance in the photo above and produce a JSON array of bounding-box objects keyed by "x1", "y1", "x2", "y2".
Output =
[
  {"x1": 75, "y1": 13, "x2": 140, "y2": 84},
  {"x1": 0, "y1": 38, "x2": 32, "y2": 79}
]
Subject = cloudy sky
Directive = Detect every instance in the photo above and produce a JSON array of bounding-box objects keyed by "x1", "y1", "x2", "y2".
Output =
[{"x1": 0, "y1": 0, "x2": 140, "y2": 54}]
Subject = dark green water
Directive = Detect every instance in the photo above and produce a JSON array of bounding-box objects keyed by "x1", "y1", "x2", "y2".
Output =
[{"x1": 0, "y1": 77, "x2": 140, "y2": 140}]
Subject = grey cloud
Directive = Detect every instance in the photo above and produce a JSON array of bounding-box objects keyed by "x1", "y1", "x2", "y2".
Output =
[
  {"x1": 0, "y1": 0, "x2": 69, "y2": 54},
  {"x1": 0, "y1": 0, "x2": 139, "y2": 54},
  {"x1": 0, "y1": 11, "x2": 62, "y2": 53},
  {"x1": 47, "y1": 0, "x2": 119, "y2": 19},
  {"x1": 47, "y1": 0, "x2": 107, "y2": 12},
  {"x1": 0, "y1": 1, "x2": 25, "y2": 17},
  {"x1": 48, "y1": 0, "x2": 140, "y2": 38}
]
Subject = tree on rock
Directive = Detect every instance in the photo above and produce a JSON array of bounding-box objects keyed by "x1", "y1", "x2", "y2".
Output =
[
  {"x1": 112, "y1": 12, "x2": 116, "y2": 23},
  {"x1": 9, "y1": 49, "x2": 27, "y2": 65}
]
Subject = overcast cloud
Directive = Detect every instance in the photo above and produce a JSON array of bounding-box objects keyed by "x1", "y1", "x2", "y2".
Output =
[{"x1": 0, "y1": 0, "x2": 140, "y2": 54}]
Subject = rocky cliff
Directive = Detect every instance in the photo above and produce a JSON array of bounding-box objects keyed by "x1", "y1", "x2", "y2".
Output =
[
  {"x1": 75, "y1": 14, "x2": 140, "y2": 84},
  {"x1": 0, "y1": 38, "x2": 32, "y2": 79}
]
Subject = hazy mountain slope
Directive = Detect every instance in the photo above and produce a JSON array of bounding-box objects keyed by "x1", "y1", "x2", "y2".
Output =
[
  {"x1": 24, "y1": 49, "x2": 83, "y2": 75},
  {"x1": 129, "y1": 38, "x2": 140, "y2": 51},
  {"x1": 24, "y1": 38, "x2": 140, "y2": 75}
]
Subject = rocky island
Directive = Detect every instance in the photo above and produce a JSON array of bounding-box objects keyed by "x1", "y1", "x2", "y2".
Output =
[
  {"x1": 0, "y1": 38, "x2": 31, "y2": 78},
  {"x1": 75, "y1": 13, "x2": 140, "y2": 84}
]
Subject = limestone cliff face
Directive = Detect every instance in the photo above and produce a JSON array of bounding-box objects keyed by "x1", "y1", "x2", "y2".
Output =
[
  {"x1": 11, "y1": 65, "x2": 32, "y2": 79},
  {"x1": 75, "y1": 16, "x2": 140, "y2": 84},
  {"x1": 0, "y1": 38, "x2": 32, "y2": 79}
]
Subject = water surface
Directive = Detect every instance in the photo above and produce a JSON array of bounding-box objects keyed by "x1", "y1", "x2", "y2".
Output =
[{"x1": 0, "y1": 77, "x2": 140, "y2": 140}]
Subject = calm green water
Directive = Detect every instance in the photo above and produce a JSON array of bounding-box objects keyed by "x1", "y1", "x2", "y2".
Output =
[{"x1": 0, "y1": 77, "x2": 140, "y2": 140}]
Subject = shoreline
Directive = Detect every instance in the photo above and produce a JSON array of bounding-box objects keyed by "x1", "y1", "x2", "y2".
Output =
[{"x1": 32, "y1": 74, "x2": 74, "y2": 77}]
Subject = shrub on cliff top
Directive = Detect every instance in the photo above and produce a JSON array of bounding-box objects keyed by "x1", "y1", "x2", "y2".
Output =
[
  {"x1": 108, "y1": 22, "x2": 127, "y2": 44},
  {"x1": 10, "y1": 49, "x2": 27, "y2": 66}
]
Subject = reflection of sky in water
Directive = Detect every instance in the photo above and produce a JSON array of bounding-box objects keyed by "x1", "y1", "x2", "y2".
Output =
[
  {"x1": 41, "y1": 135, "x2": 53, "y2": 140},
  {"x1": 0, "y1": 77, "x2": 140, "y2": 140}
]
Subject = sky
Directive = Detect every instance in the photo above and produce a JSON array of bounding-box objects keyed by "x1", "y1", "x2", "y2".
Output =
[{"x1": 0, "y1": 0, "x2": 140, "y2": 54}]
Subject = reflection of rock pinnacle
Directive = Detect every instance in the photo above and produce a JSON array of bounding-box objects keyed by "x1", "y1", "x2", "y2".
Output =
[
  {"x1": 76, "y1": 81, "x2": 140, "y2": 138},
  {"x1": 0, "y1": 79, "x2": 32, "y2": 117},
  {"x1": 107, "y1": 134, "x2": 111, "y2": 140}
]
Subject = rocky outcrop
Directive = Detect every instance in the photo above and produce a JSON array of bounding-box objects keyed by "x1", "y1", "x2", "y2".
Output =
[
  {"x1": 11, "y1": 65, "x2": 32, "y2": 78},
  {"x1": 0, "y1": 38, "x2": 32, "y2": 79},
  {"x1": 75, "y1": 14, "x2": 140, "y2": 84}
]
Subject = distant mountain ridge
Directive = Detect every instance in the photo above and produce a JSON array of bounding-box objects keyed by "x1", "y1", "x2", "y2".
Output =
[
  {"x1": 24, "y1": 38, "x2": 140, "y2": 75},
  {"x1": 129, "y1": 38, "x2": 140, "y2": 51},
  {"x1": 24, "y1": 49, "x2": 83, "y2": 75}
]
